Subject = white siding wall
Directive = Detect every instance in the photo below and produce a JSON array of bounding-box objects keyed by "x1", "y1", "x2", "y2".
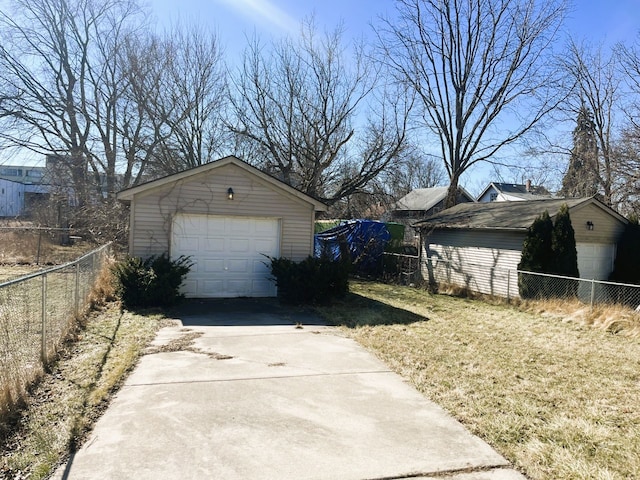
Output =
[
  {"x1": 129, "y1": 163, "x2": 315, "y2": 261},
  {"x1": 0, "y1": 179, "x2": 25, "y2": 217},
  {"x1": 421, "y1": 229, "x2": 524, "y2": 298}
]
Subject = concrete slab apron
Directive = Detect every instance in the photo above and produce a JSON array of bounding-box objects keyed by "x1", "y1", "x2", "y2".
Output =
[{"x1": 55, "y1": 320, "x2": 524, "y2": 480}]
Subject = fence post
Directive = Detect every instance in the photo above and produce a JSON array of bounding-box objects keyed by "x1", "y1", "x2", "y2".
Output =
[
  {"x1": 590, "y1": 279, "x2": 595, "y2": 310},
  {"x1": 41, "y1": 273, "x2": 47, "y2": 366},
  {"x1": 75, "y1": 261, "x2": 80, "y2": 317}
]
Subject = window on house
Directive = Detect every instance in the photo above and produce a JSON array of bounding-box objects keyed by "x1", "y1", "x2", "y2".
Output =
[
  {"x1": 26, "y1": 170, "x2": 44, "y2": 178},
  {"x1": 0, "y1": 168, "x2": 22, "y2": 177},
  {"x1": 1, "y1": 188, "x2": 4, "y2": 194},
  {"x1": 490, "y1": 193, "x2": 498, "y2": 202}
]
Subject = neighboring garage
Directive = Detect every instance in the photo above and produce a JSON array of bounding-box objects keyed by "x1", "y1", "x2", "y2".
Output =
[
  {"x1": 117, "y1": 156, "x2": 327, "y2": 298},
  {"x1": 414, "y1": 197, "x2": 628, "y2": 298}
]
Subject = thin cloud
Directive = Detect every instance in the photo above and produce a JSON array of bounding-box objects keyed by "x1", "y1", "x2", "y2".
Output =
[{"x1": 217, "y1": 0, "x2": 299, "y2": 33}]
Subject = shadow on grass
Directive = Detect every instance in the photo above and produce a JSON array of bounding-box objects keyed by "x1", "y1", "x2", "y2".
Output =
[{"x1": 316, "y1": 292, "x2": 427, "y2": 328}]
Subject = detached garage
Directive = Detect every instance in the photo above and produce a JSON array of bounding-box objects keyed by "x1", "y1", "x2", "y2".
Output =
[
  {"x1": 117, "y1": 156, "x2": 327, "y2": 298},
  {"x1": 414, "y1": 197, "x2": 627, "y2": 298}
]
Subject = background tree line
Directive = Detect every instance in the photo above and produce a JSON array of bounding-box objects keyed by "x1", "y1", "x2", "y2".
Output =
[{"x1": 1, "y1": 0, "x2": 640, "y2": 236}]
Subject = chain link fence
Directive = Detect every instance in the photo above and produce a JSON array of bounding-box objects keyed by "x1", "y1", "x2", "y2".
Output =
[
  {"x1": 0, "y1": 243, "x2": 112, "y2": 419},
  {"x1": 382, "y1": 252, "x2": 422, "y2": 285},
  {"x1": 420, "y1": 255, "x2": 640, "y2": 309}
]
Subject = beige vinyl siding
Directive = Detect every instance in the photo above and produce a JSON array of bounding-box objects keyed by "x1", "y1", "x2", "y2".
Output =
[
  {"x1": 422, "y1": 229, "x2": 524, "y2": 298},
  {"x1": 129, "y1": 163, "x2": 314, "y2": 261},
  {"x1": 569, "y1": 203, "x2": 626, "y2": 244}
]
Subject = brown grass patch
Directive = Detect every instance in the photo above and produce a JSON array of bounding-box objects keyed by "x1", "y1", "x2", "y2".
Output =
[
  {"x1": 0, "y1": 305, "x2": 163, "y2": 480},
  {"x1": 326, "y1": 280, "x2": 640, "y2": 480}
]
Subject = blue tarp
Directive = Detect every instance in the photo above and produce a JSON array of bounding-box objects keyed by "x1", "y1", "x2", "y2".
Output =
[{"x1": 314, "y1": 220, "x2": 391, "y2": 275}]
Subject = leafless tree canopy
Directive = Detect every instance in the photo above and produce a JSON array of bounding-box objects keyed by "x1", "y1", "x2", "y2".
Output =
[
  {"x1": 228, "y1": 20, "x2": 411, "y2": 207},
  {"x1": 377, "y1": 0, "x2": 567, "y2": 207}
]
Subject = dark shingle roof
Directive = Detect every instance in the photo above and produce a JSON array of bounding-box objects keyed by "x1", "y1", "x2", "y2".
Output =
[
  {"x1": 413, "y1": 197, "x2": 608, "y2": 230},
  {"x1": 393, "y1": 186, "x2": 474, "y2": 211}
]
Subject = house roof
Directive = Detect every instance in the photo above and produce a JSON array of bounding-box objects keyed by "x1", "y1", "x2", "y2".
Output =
[
  {"x1": 116, "y1": 155, "x2": 327, "y2": 211},
  {"x1": 393, "y1": 186, "x2": 474, "y2": 211},
  {"x1": 477, "y1": 182, "x2": 552, "y2": 201},
  {"x1": 413, "y1": 197, "x2": 627, "y2": 231}
]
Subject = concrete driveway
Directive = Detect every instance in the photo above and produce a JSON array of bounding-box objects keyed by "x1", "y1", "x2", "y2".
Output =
[{"x1": 53, "y1": 298, "x2": 526, "y2": 480}]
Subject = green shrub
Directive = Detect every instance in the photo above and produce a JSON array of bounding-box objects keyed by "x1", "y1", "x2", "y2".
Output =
[
  {"x1": 518, "y1": 210, "x2": 553, "y2": 299},
  {"x1": 518, "y1": 205, "x2": 580, "y2": 299},
  {"x1": 551, "y1": 204, "x2": 579, "y2": 297},
  {"x1": 112, "y1": 254, "x2": 192, "y2": 309},
  {"x1": 268, "y1": 256, "x2": 349, "y2": 305}
]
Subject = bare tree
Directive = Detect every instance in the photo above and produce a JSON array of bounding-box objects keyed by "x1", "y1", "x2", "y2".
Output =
[
  {"x1": 229, "y1": 20, "x2": 410, "y2": 206},
  {"x1": 147, "y1": 24, "x2": 228, "y2": 176},
  {"x1": 0, "y1": 0, "x2": 145, "y2": 206},
  {"x1": 560, "y1": 41, "x2": 622, "y2": 205},
  {"x1": 377, "y1": 0, "x2": 567, "y2": 208}
]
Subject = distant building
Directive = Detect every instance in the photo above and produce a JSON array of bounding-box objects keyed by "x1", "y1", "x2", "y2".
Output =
[
  {"x1": 476, "y1": 181, "x2": 552, "y2": 202},
  {"x1": 387, "y1": 186, "x2": 475, "y2": 242}
]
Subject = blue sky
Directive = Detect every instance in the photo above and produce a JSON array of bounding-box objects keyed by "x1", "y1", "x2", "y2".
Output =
[{"x1": 149, "y1": 0, "x2": 640, "y2": 49}]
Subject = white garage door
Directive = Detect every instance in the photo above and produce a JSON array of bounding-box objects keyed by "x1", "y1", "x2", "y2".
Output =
[
  {"x1": 576, "y1": 243, "x2": 615, "y2": 280},
  {"x1": 171, "y1": 214, "x2": 280, "y2": 298}
]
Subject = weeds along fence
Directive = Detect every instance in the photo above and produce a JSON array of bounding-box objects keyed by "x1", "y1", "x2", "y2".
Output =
[
  {"x1": 419, "y1": 255, "x2": 640, "y2": 309},
  {"x1": 0, "y1": 226, "x2": 89, "y2": 265},
  {"x1": 0, "y1": 243, "x2": 112, "y2": 417},
  {"x1": 382, "y1": 252, "x2": 422, "y2": 285}
]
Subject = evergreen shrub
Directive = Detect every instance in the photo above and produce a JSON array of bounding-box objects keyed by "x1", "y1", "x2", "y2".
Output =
[
  {"x1": 112, "y1": 254, "x2": 192, "y2": 309},
  {"x1": 268, "y1": 256, "x2": 349, "y2": 305},
  {"x1": 518, "y1": 210, "x2": 553, "y2": 298}
]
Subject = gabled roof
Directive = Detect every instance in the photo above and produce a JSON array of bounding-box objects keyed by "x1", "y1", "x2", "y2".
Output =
[
  {"x1": 413, "y1": 197, "x2": 627, "y2": 231},
  {"x1": 117, "y1": 155, "x2": 327, "y2": 211},
  {"x1": 477, "y1": 182, "x2": 551, "y2": 201},
  {"x1": 393, "y1": 186, "x2": 474, "y2": 211}
]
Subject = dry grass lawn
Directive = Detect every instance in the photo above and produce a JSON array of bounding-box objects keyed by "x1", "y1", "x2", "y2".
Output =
[
  {"x1": 0, "y1": 304, "x2": 163, "y2": 480},
  {"x1": 320, "y1": 280, "x2": 640, "y2": 480}
]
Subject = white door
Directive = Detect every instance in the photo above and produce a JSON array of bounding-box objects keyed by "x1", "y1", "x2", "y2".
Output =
[
  {"x1": 576, "y1": 243, "x2": 615, "y2": 280},
  {"x1": 171, "y1": 214, "x2": 280, "y2": 298}
]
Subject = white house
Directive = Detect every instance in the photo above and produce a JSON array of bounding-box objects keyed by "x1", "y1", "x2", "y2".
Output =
[{"x1": 477, "y1": 181, "x2": 552, "y2": 202}]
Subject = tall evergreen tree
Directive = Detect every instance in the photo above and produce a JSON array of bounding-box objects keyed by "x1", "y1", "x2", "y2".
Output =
[
  {"x1": 560, "y1": 105, "x2": 599, "y2": 198},
  {"x1": 518, "y1": 211, "x2": 554, "y2": 273},
  {"x1": 551, "y1": 204, "x2": 579, "y2": 277}
]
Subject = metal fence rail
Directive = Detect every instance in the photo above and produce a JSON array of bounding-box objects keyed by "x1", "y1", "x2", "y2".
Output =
[
  {"x1": 382, "y1": 252, "x2": 421, "y2": 285},
  {"x1": 0, "y1": 243, "x2": 112, "y2": 412},
  {"x1": 420, "y1": 255, "x2": 640, "y2": 309}
]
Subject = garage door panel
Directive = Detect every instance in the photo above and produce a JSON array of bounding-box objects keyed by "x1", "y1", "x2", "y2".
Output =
[
  {"x1": 175, "y1": 236, "x2": 199, "y2": 252},
  {"x1": 255, "y1": 238, "x2": 277, "y2": 252},
  {"x1": 227, "y1": 259, "x2": 250, "y2": 273},
  {"x1": 255, "y1": 219, "x2": 278, "y2": 233},
  {"x1": 229, "y1": 239, "x2": 251, "y2": 253},
  {"x1": 172, "y1": 214, "x2": 280, "y2": 298},
  {"x1": 203, "y1": 259, "x2": 224, "y2": 272},
  {"x1": 202, "y1": 279, "x2": 224, "y2": 295},
  {"x1": 230, "y1": 219, "x2": 251, "y2": 234},
  {"x1": 204, "y1": 238, "x2": 225, "y2": 252}
]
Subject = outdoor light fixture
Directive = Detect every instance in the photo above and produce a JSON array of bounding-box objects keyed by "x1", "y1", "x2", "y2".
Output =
[
  {"x1": 586, "y1": 221, "x2": 594, "y2": 231},
  {"x1": 227, "y1": 187, "x2": 234, "y2": 200}
]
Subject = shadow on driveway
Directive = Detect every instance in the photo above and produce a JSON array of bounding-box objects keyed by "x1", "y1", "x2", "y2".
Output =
[{"x1": 166, "y1": 297, "x2": 328, "y2": 327}]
